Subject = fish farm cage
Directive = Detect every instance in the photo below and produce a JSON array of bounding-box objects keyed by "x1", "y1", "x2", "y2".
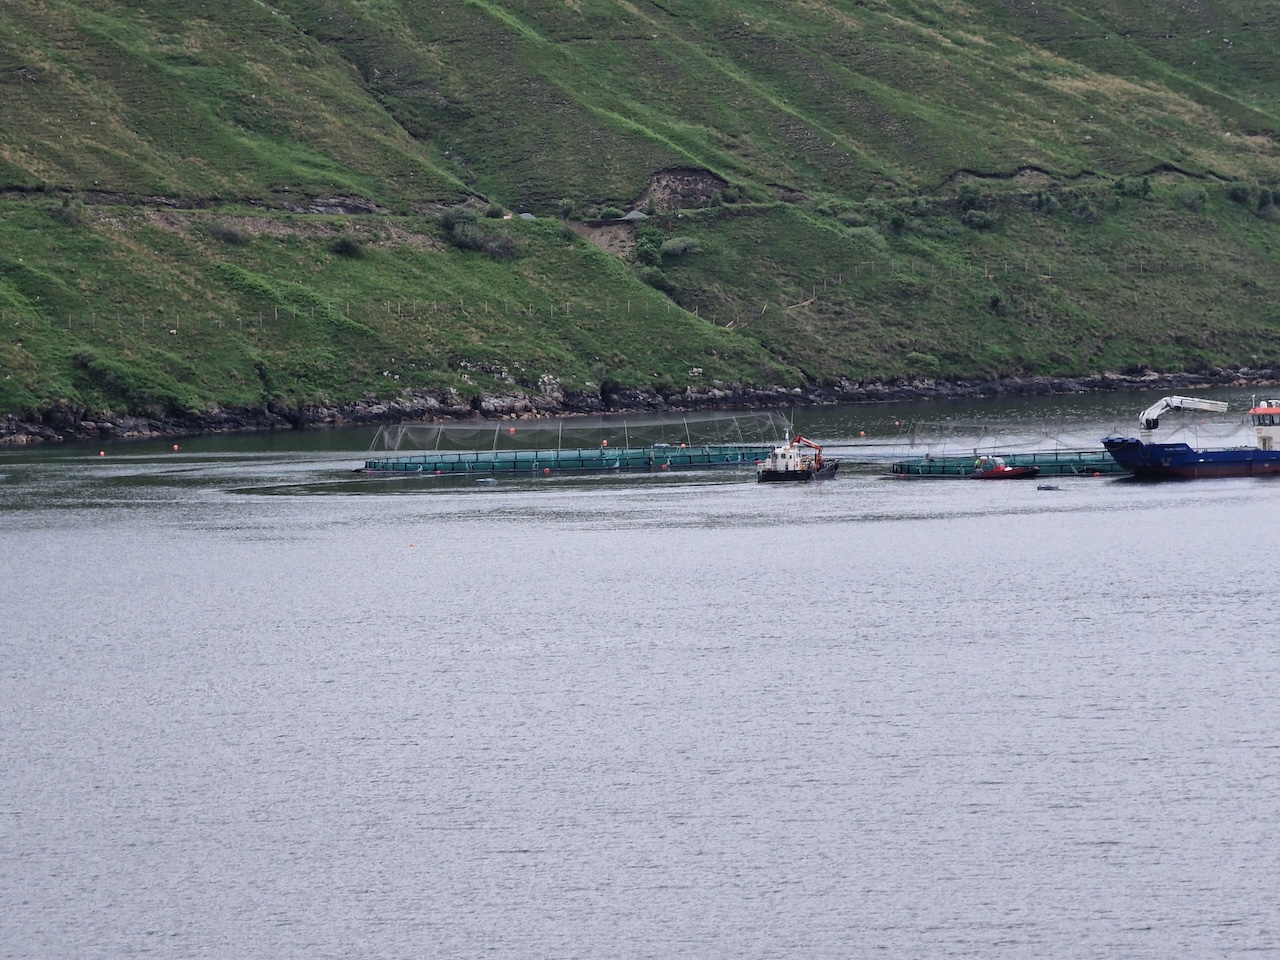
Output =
[
  {"x1": 362, "y1": 411, "x2": 790, "y2": 476},
  {"x1": 888, "y1": 450, "x2": 1125, "y2": 477},
  {"x1": 884, "y1": 418, "x2": 1130, "y2": 477}
]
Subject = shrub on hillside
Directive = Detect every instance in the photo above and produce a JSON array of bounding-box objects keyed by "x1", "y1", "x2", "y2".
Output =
[
  {"x1": 1227, "y1": 184, "x2": 1254, "y2": 205},
  {"x1": 960, "y1": 209, "x2": 997, "y2": 230},
  {"x1": 957, "y1": 185, "x2": 983, "y2": 212},
  {"x1": 330, "y1": 235, "x2": 363, "y2": 258},
  {"x1": 1073, "y1": 200, "x2": 1100, "y2": 223},
  {"x1": 632, "y1": 225, "x2": 664, "y2": 266},
  {"x1": 1113, "y1": 176, "x2": 1152, "y2": 198},
  {"x1": 848, "y1": 225, "x2": 887, "y2": 249},
  {"x1": 441, "y1": 206, "x2": 477, "y2": 230},
  {"x1": 908, "y1": 197, "x2": 932, "y2": 217},
  {"x1": 1257, "y1": 189, "x2": 1278, "y2": 219},
  {"x1": 447, "y1": 221, "x2": 520, "y2": 260},
  {"x1": 209, "y1": 222, "x2": 251, "y2": 245},
  {"x1": 486, "y1": 235, "x2": 519, "y2": 261},
  {"x1": 449, "y1": 222, "x2": 486, "y2": 252},
  {"x1": 1176, "y1": 188, "x2": 1206, "y2": 212},
  {"x1": 48, "y1": 198, "x2": 84, "y2": 227},
  {"x1": 1034, "y1": 191, "x2": 1062, "y2": 214},
  {"x1": 660, "y1": 236, "x2": 702, "y2": 258},
  {"x1": 635, "y1": 266, "x2": 679, "y2": 295}
]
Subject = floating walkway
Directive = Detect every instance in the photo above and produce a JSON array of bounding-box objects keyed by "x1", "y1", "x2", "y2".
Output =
[
  {"x1": 887, "y1": 449, "x2": 1124, "y2": 478},
  {"x1": 364, "y1": 443, "x2": 775, "y2": 475}
]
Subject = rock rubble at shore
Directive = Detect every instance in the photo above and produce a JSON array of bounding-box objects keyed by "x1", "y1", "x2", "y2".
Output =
[{"x1": 3, "y1": 368, "x2": 1278, "y2": 444}]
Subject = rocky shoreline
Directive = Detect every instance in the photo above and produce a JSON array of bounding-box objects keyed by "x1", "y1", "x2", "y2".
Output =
[{"x1": 4, "y1": 368, "x2": 1278, "y2": 444}]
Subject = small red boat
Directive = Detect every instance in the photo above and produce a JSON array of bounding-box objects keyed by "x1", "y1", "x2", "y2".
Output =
[{"x1": 970, "y1": 456, "x2": 1039, "y2": 480}]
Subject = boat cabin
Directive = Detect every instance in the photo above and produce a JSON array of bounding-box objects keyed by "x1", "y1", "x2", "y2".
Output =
[
  {"x1": 1250, "y1": 400, "x2": 1280, "y2": 451},
  {"x1": 762, "y1": 443, "x2": 814, "y2": 474}
]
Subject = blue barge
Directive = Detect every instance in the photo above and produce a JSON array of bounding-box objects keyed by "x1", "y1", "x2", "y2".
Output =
[{"x1": 1103, "y1": 396, "x2": 1280, "y2": 479}]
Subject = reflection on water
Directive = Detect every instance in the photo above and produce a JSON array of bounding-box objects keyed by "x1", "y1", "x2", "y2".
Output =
[{"x1": 3, "y1": 392, "x2": 1278, "y2": 960}]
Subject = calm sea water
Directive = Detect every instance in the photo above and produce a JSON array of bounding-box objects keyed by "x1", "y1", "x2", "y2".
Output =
[{"x1": 3, "y1": 391, "x2": 1278, "y2": 959}]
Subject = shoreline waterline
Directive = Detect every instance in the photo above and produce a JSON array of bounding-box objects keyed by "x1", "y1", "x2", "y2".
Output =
[{"x1": 4, "y1": 366, "x2": 1277, "y2": 444}]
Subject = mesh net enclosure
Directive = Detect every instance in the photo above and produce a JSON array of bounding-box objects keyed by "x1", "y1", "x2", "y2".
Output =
[
  {"x1": 362, "y1": 411, "x2": 793, "y2": 475},
  {"x1": 369, "y1": 411, "x2": 791, "y2": 454}
]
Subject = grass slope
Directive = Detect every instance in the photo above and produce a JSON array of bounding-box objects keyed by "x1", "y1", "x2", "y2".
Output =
[{"x1": 2, "y1": 0, "x2": 1279, "y2": 419}]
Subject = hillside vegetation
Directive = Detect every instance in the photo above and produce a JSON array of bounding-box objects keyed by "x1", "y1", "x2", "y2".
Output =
[{"x1": 3, "y1": 0, "x2": 1280, "y2": 422}]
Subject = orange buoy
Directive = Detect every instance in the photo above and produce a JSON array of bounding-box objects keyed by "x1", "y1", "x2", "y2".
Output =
[
  {"x1": 98, "y1": 450, "x2": 105, "y2": 457},
  {"x1": 602, "y1": 439, "x2": 608, "y2": 447},
  {"x1": 508, "y1": 427, "x2": 516, "y2": 434},
  {"x1": 172, "y1": 444, "x2": 179, "y2": 451},
  {"x1": 859, "y1": 430, "x2": 866, "y2": 437}
]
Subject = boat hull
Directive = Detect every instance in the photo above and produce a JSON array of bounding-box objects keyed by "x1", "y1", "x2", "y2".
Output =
[
  {"x1": 970, "y1": 465, "x2": 1040, "y2": 480},
  {"x1": 1102, "y1": 437, "x2": 1280, "y2": 479},
  {"x1": 757, "y1": 462, "x2": 839, "y2": 483}
]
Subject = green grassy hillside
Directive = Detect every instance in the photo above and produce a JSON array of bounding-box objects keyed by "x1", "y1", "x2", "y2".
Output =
[{"x1": 3, "y1": 0, "x2": 1279, "y2": 421}]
